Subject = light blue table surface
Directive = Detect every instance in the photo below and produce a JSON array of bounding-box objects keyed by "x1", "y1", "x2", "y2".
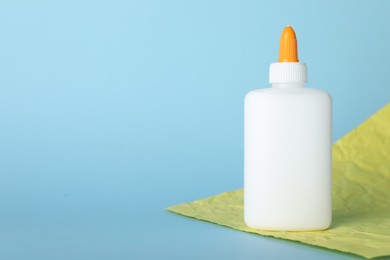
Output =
[{"x1": 0, "y1": 1, "x2": 389, "y2": 259}]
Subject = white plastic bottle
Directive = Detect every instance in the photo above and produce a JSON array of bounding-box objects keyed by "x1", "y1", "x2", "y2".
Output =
[{"x1": 244, "y1": 26, "x2": 332, "y2": 231}]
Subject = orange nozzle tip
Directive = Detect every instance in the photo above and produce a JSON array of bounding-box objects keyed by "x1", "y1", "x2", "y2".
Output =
[
  {"x1": 281, "y1": 25, "x2": 296, "y2": 39},
  {"x1": 278, "y1": 25, "x2": 299, "y2": 62}
]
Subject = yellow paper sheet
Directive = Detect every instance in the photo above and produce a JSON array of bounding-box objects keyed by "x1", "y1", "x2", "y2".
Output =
[{"x1": 167, "y1": 103, "x2": 390, "y2": 259}]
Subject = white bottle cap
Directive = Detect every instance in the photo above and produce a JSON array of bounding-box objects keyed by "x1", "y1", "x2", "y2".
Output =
[{"x1": 269, "y1": 62, "x2": 307, "y2": 83}]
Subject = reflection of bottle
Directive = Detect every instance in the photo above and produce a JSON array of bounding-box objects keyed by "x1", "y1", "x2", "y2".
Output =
[{"x1": 244, "y1": 26, "x2": 332, "y2": 231}]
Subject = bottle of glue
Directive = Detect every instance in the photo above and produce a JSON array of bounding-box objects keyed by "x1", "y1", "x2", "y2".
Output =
[{"x1": 244, "y1": 26, "x2": 332, "y2": 231}]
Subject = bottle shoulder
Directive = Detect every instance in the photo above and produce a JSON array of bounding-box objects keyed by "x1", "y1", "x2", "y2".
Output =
[{"x1": 245, "y1": 87, "x2": 331, "y2": 102}]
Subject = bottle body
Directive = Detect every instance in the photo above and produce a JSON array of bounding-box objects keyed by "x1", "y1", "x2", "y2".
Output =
[{"x1": 244, "y1": 85, "x2": 332, "y2": 231}]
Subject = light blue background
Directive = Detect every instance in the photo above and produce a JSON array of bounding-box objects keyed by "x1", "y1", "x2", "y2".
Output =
[{"x1": 0, "y1": 0, "x2": 389, "y2": 259}]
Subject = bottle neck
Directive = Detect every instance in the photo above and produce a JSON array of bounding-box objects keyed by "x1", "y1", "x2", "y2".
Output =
[{"x1": 272, "y1": 82, "x2": 305, "y2": 88}]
